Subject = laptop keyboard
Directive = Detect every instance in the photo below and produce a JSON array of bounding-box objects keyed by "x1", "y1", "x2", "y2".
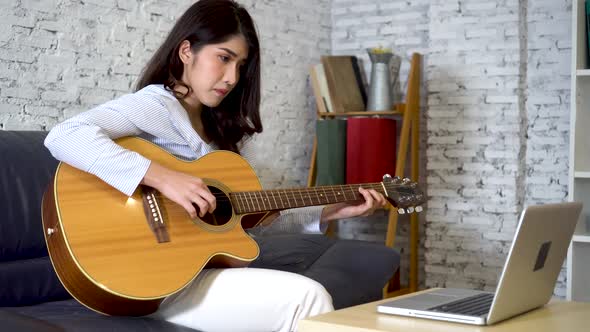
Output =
[{"x1": 429, "y1": 293, "x2": 494, "y2": 316}]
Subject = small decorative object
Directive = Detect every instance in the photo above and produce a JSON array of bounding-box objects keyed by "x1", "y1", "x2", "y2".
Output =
[{"x1": 366, "y1": 46, "x2": 394, "y2": 111}]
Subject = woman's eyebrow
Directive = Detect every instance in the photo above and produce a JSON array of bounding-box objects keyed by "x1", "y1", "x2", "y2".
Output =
[
  {"x1": 218, "y1": 47, "x2": 248, "y2": 62},
  {"x1": 218, "y1": 47, "x2": 237, "y2": 57}
]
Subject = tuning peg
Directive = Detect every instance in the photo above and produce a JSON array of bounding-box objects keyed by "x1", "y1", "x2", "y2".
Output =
[
  {"x1": 402, "y1": 177, "x2": 411, "y2": 184},
  {"x1": 415, "y1": 206, "x2": 423, "y2": 213},
  {"x1": 398, "y1": 208, "x2": 406, "y2": 214},
  {"x1": 383, "y1": 174, "x2": 392, "y2": 181},
  {"x1": 393, "y1": 176, "x2": 402, "y2": 184},
  {"x1": 407, "y1": 207, "x2": 415, "y2": 213}
]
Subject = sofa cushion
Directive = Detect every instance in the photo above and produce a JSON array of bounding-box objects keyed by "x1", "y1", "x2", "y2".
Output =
[
  {"x1": 0, "y1": 131, "x2": 58, "y2": 261},
  {"x1": 0, "y1": 256, "x2": 69, "y2": 306},
  {"x1": 302, "y1": 238, "x2": 400, "y2": 309},
  {"x1": 0, "y1": 131, "x2": 69, "y2": 306},
  {"x1": 250, "y1": 234, "x2": 400, "y2": 309},
  {"x1": 1, "y1": 299, "x2": 201, "y2": 331}
]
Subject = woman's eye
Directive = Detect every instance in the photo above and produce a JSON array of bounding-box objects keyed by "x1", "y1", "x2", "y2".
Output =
[{"x1": 219, "y1": 55, "x2": 230, "y2": 62}]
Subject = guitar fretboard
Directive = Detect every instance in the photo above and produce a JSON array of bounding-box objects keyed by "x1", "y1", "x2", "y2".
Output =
[{"x1": 229, "y1": 183, "x2": 385, "y2": 213}]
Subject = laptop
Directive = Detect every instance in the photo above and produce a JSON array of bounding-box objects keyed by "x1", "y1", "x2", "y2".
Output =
[{"x1": 377, "y1": 202, "x2": 583, "y2": 325}]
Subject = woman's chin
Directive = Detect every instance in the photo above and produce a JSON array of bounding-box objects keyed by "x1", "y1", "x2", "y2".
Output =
[{"x1": 202, "y1": 100, "x2": 222, "y2": 108}]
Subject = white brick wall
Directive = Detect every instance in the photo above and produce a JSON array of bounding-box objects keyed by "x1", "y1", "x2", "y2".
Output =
[
  {"x1": 331, "y1": 0, "x2": 431, "y2": 289},
  {"x1": 0, "y1": 0, "x2": 331, "y2": 190},
  {"x1": 332, "y1": 0, "x2": 572, "y2": 296}
]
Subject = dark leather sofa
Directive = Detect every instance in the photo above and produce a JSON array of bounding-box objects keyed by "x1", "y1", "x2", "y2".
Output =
[{"x1": 0, "y1": 130, "x2": 400, "y2": 331}]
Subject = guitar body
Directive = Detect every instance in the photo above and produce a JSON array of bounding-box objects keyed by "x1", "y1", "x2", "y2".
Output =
[{"x1": 42, "y1": 137, "x2": 264, "y2": 316}]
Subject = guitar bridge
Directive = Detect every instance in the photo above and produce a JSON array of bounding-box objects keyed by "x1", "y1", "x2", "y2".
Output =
[{"x1": 140, "y1": 185, "x2": 170, "y2": 243}]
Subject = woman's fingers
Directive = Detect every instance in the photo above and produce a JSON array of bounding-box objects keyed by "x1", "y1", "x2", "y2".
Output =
[
  {"x1": 181, "y1": 200, "x2": 198, "y2": 219},
  {"x1": 359, "y1": 187, "x2": 388, "y2": 216},
  {"x1": 199, "y1": 187, "x2": 216, "y2": 213},
  {"x1": 187, "y1": 180, "x2": 216, "y2": 216},
  {"x1": 190, "y1": 194, "x2": 210, "y2": 218},
  {"x1": 370, "y1": 189, "x2": 387, "y2": 207},
  {"x1": 358, "y1": 187, "x2": 374, "y2": 216}
]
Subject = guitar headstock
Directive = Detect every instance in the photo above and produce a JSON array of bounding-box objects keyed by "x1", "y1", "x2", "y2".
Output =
[{"x1": 381, "y1": 174, "x2": 425, "y2": 215}]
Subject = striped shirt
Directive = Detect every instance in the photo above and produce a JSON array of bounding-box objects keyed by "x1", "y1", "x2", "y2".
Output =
[{"x1": 45, "y1": 84, "x2": 324, "y2": 235}]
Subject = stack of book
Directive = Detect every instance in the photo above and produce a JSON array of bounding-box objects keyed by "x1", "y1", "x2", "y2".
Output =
[{"x1": 310, "y1": 56, "x2": 367, "y2": 114}]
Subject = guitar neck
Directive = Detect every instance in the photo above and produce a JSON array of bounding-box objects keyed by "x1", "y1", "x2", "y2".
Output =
[{"x1": 229, "y1": 183, "x2": 385, "y2": 213}]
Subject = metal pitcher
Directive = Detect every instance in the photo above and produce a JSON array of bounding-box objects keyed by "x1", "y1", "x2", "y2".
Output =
[{"x1": 366, "y1": 49, "x2": 394, "y2": 111}]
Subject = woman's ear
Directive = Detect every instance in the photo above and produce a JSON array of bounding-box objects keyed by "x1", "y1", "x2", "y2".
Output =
[{"x1": 178, "y1": 40, "x2": 193, "y2": 64}]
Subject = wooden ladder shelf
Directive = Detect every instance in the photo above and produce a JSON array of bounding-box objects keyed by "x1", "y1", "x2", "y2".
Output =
[{"x1": 307, "y1": 53, "x2": 422, "y2": 298}]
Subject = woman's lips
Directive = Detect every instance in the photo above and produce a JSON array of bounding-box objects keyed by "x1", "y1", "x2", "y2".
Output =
[{"x1": 214, "y1": 89, "x2": 228, "y2": 96}]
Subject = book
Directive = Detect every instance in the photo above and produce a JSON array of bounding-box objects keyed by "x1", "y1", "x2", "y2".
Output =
[
  {"x1": 346, "y1": 118, "x2": 397, "y2": 184},
  {"x1": 350, "y1": 56, "x2": 368, "y2": 105},
  {"x1": 310, "y1": 64, "x2": 334, "y2": 113},
  {"x1": 321, "y1": 56, "x2": 366, "y2": 113},
  {"x1": 315, "y1": 119, "x2": 347, "y2": 186}
]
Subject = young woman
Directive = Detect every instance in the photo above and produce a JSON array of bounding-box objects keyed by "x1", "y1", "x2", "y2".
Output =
[{"x1": 45, "y1": 1, "x2": 394, "y2": 331}]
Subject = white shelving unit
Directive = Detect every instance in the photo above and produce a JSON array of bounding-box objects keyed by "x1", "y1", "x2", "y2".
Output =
[{"x1": 568, "y1": 0, "x2": 590, "y2": 302}]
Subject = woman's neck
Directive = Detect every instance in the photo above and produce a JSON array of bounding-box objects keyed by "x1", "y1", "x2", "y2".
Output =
[
  {"x1": 179, "y1": 98, "x2": 211, "y2": 144},
  {"x1": 173, "y1": 85, "x2": 202, "y2": 114},
  {"x1": 173, "y1": 84, "x2": 211, "y2": 144}
]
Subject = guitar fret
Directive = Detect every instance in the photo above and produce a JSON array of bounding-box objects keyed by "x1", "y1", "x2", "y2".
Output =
[
  {"x1": 261, "y1": 192, "x2": 267, "y2": 210},
  {"x1": 265, "y1": 192, "x2": 272, "y2": 210},
  {"x1": 269, "y1": 190, "x2": 275, "y2": 209},
  {"x1": 234, "y1": 193, "x2": 242, "y2": 213},
  {"x1": 254, "y1": 191, "x2": 261, "y2": 211},
  {"x1": 298, "y1": 189, "x2": 306, "y2": 207},
  {"x1": 354, "y1": 185, "x2": 360, "y2": 198},
  {"x1": 278, "y1": 190, "x2": 285, "y2": 209},
  {"x1": 270, "y1": 190, "x2": 278, "y2": 209},
  {"x1": 341, "y1": 186, "x2": 350, "y2": 201},
  {"x1": 286, "y1": 190, "x2": 293, "y2": 209},
  {"x1": 240, "y1": 192, "x2": 247, "y2": 212},
  {"x1": 348, "y1": 185, "x2": 357, "y2": 200},
  {"x1": 255, "y1": 192, "x2": 262, "y2": 211},
  {"x1": 308, "y1": 188, "x2": 322, "y2": 205},
  {"x1": 240, "y1": 192, "x2": 248, "y2": 212},
  {"x1": 289, "y1": 189, "x2": 297, "y2": 208},
  {"x1": 256, "y1": 191, "x2": 266, "y2": 211},
  {"x1": 306, "y1": 190, "x2": 312, "y2": 206},
  {"x1": 330, "y1": 186, "x2": 338, "y2": 204},
  {"x1": 241, "y1": 193, "x2": 248, "y2": 212},
  {"x1": 248, "y1": 192, "x2": 255, "y2": 213}
]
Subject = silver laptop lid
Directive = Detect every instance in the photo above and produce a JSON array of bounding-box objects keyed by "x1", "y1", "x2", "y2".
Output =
[{"x1": 487, "y1": 202, "x2": 582, "y2": 324}]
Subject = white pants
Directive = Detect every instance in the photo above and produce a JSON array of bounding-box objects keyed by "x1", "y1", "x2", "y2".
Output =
[{"x1": 151, "y1": 268, "x2": 334, "y2": 332}]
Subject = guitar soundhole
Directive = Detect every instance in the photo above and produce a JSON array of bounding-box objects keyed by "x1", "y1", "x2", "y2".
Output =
[{"x1": 196, "y1": 186, "x2": 233, "y2": 227}]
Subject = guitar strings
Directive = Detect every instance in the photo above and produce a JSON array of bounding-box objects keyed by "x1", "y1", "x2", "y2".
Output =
[
  {"x1": 167, "y1": 183, "x2": 416, "y2": 199},
  {"x1": 155, "y1": 183, "x2": 420, "y2": 205}
]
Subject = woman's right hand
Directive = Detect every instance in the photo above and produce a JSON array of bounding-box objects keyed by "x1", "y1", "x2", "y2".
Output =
[{"x1": 141, "y1": 162, "x2": 216, "y2": 219}]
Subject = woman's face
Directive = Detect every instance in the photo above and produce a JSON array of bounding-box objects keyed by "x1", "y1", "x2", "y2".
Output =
[{"x1": 179, "y1": 34, "x2": 249, "y2": 108}]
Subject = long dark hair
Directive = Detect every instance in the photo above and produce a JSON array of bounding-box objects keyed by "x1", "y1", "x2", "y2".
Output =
[{"x1": 135, "y1": 0, "x2": 262, "y2": 153}]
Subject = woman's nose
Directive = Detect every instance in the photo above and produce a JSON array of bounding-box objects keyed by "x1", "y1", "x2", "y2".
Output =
[{"x1": 223, "y1": 66, "x2": 239, "y2": 86}]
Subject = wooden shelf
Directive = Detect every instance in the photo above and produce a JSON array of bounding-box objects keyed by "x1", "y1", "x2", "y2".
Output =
[
  {"x1": 308, "y1": 53, "x2": 423, "y2": 299},
  {"x1": 318, "y1": 110, "x2": 403, "y2": 117}
]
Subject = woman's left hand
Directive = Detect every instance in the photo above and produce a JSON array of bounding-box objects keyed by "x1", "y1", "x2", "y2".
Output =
[{"x1": 320, "y1": 187, "x2": 388, "y2": 223}]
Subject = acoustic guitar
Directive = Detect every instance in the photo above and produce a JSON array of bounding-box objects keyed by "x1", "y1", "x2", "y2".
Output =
[{"x1": 42, "y1": 137, "x2": 425, "y2": 316}]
